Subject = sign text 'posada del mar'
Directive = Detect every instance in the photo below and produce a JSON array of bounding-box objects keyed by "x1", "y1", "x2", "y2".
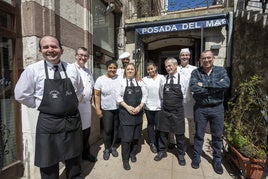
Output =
[{"x1": 136, "y1": 18, "x2": 228, "y2": 35}]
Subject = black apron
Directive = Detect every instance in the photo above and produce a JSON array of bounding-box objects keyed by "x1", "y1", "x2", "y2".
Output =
[
  {"x1": 119, "y1": 79, "x2": 143, "y2": 139},
  {"x1": 35, "y1": 61, "x2": 82, "y2": 168},
  {"x1": 157, "y1": 75, "x2": 185, "y2": 134}
]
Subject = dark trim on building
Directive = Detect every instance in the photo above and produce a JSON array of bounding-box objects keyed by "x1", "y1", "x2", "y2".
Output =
[{"x1": 124, "y1": 13, "x2": 228, "y2": 30}]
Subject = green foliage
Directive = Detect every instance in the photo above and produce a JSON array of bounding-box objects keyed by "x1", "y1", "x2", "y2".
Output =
[{"x1": 224, "y1": 75, "x2": 267, "y2": 160}]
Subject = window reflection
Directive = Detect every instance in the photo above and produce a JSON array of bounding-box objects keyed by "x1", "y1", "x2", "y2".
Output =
[{"x1": 0, "y1": 37, "x2": 17, "y2": 168}]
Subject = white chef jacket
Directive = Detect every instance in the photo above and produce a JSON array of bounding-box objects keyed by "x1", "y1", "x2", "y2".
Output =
[
  {"x1": 116, "y1": 68, "x2": 124, "y2": 79},
  {"x1": 15, "y1": 60, "x2": 83, "y2": 109},
  {"x1": 177, "y1": 64, "x2": 197, "y2": 118},
  {"x1": 142, "y1": 74, "x2": 165, "y2": 111},
  {"x1": 74, "y1": 62, "x2": 94, "y2": 130},
  {"x1": 94, "y1": 74, "x2": 120, "y2": 110},
  {"x1": 115, "y1": 78, "x2": 148, "y2": 104}
]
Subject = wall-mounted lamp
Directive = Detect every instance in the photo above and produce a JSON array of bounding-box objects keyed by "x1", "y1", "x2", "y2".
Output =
[{"x1": 104, "y1": 3, "x2": 115, "y2": 15}]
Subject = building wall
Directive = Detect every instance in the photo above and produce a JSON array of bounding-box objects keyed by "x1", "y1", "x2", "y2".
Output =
[
  {"x1": 231, "y1": 10, "x2": 268, "y2": 94},
  {"x1": 20, "y1": 1, "x2": 100, "y2": 178}
]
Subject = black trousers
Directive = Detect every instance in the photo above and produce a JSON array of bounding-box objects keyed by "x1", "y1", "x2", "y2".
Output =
[
  {"x1": 158, "y1": 131, "x2": 185, "y2": 155},
  {"x1": 40, "y1": 156, "x2": 81, "y2": 179},
  {"x1": 82, "y1": 127, "x2": 91, "y2": 157},
  {"x1": 102, "y1": 109, "x2": 119, "y2": 149},
  {"x1": 121, "y1": 140, "x2": 139, "y2": 161}
]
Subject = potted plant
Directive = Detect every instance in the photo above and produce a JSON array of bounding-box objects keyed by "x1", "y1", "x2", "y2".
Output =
[{"x1": 224, "y1": 75, "x2": 267, "y2": 178}]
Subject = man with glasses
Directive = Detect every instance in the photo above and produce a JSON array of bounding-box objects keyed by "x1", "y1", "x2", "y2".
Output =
[
  {"x1": 74, "y1": 47, "x2": 97, "y2": 163},
  {"x1": 190, "y1": 50, "x2": 230, "y2": 174}
]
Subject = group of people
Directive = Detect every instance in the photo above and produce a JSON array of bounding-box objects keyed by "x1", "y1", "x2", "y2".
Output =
[{"x1": 14, "y1": 35, "x2": 230, "y2": 179}]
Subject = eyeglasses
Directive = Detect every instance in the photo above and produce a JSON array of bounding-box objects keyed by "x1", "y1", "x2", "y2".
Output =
[
  {"x1": 76, "y1": 54, "x2": 88, "y2": 58},
  {"x1": 201, "y1": 56, "x2": 213, "y2": 60}
]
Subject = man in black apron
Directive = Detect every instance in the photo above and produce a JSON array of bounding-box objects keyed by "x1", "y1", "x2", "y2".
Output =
[
  {"x1": 15, "y1": 36, "x2": 83, "y2": 179},
  {"x1": 154, "y1": 57, "x2": 186, "y2": 166}
]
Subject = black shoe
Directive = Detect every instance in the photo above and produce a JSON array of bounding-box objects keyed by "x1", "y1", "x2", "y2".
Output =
[
  {"x1": 213, "y1": 161, "x2": 223, "y2": 174},
  {"x1": 123, "y1": 161, "x2": 131, "y2": 170},
  {"x1": 110, "y1": 148, "x2": 118, "y2": 157},
  {"x1": 149, "y1": 143, "x2": 157, "y2": 153},
  {"x1": 154, "y1": 152, "x2": 167, "y2": 161},
  {"x1": 177, "y1": 155, "x2": 186, "y2": 166},
  {"x1": 168, "y1": 143, "x2": 175, "y2": 149},
  {"x1": 191, "y1": 156, "x2": 200, "y2": 169},
  {"x1": 103, "y1": 149, "x2": 110, "y2": 160},
  {"x1": 82, "y1": 154, "x2": 97, "y2": 162},
  {"x1": 130, "y1": 155, "x2": 137, "y2": 163}
]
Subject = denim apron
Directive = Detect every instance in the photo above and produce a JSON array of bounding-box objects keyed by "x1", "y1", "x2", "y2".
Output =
[{"x1": 35, "y1": 61, "x2": 82, "y2": 168}]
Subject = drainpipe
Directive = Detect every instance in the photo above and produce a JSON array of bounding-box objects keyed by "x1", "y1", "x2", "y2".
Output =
[
  {"x1": 227, "y1": 11, "x2": 233, "y2": 68},
  {"x1": 201, "y1": 24, "x2": 204, "y2": 52}
]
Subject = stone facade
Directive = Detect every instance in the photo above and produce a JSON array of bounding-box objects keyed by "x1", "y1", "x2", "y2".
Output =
[{"x1": 231, "y1": 10, "x2": 268, "y2": 94}]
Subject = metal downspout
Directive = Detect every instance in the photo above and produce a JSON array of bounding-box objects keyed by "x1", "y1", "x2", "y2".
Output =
[
  {"x1": 201, "y1": 24, "x2": 204, "y2": 52},
  {"x1": 227, "y1": 11, "x2": 233, "y2": 68}
]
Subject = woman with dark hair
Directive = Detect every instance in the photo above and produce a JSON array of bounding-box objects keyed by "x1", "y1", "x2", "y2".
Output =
[
  {"x1": 116, "y1": 63, "x2": 148, "y2": 170},
  {"x1": 142, "y1": 62, "x2": 165, "y2": 153},
  {"x1": 94, "y1": 60, "x2": 120, "y2": 160}
]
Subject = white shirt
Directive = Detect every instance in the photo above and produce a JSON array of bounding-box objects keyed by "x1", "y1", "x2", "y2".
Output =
[
  {"x1": 116, "y1": 78, "x2": 148, "y2": 104},
  {"x1": 177, "y1": 64, "x2": 197, "y2": 118},
  {"x1": 116, "y1": 68, "x2": 125, "y2": 79},
  {"x1": 74, "y1": 63, "x2": 94, "y2": 129},
  {"x1": 15, "y1": 60, "x2": 83, "y2": 109},
  {"x1": 160, "y1": 72, "x2": 186, "y2": 100},
  {"x1": 74, "y1": 63, "x2": 94, "y2": 103},
  {"x1": 94, "y1": 74, "x2": 120, "y2": 110},
  {"x1": 142, "y1": 74, "x2": 165, "y2": 111}
]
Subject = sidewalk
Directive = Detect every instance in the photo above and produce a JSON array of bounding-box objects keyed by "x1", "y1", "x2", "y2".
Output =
[{"x1": 75, "y1": 119, "x2": 243, "y2": 179}]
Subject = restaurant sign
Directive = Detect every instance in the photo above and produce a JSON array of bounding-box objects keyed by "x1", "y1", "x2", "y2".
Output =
[{"x1": 136, "y1": 18, "x2": 227, "y2": 35}]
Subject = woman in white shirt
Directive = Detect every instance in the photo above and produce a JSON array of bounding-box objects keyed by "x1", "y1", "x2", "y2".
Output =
[
  {"x1": 142, "y1": 62, "x2": 165, "y2": 153},
  {"x1": 116, "y1": 63, "x2": 148, "y2": 170},
  {"x1": 94, "y1": 60, "x2": 120, "y2": 161}
]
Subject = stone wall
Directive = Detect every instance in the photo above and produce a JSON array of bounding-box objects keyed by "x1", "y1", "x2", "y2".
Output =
[{"x1": 231, "y1": 10, "x2": 268, "y2": 94}]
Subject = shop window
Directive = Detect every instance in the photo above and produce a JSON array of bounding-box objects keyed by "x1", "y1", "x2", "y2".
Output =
[
  {"x1": 92, "y1": 0, "x2": 116, "y2": 80},
  {"x1": 0, "y1": 2, "x2": 23, "y2": 177},
  {"x1": 0, "y1": 11, "x2": 14, "y2": 30},
  {"x1": 93, "y1": 1, "x2": 115, "y2": 53},
  {"x1": 93, "y1": 51, "x2": 113, "y2": 80},
  {"x1": 0, "y1": 37, "x2": 17, "y2": 170}
]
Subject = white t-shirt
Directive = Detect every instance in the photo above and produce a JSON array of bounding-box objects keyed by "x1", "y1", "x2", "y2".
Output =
[
  {"x1": 94, "y1": 74, "x2": 120, "y2": 110},
  {"x1": 142, "y1": 74, "x2": 165, "y2": 111}
]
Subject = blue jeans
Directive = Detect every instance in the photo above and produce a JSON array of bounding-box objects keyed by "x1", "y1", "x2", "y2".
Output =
[
  {"x1": 145, "y1": 110, "x2": 160, "y2": 144},
  {"x1": 193, "y1": 103, "x2": 224, "y2": 162}
]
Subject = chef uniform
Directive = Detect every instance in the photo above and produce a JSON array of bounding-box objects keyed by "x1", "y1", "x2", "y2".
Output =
[
  {"x1": 157, "y1": 73, "x2": 185, "y2": 156},
  {"x1": 74, "y1": 63, "x2": 95, "y2": 161},
  {"x1": 119, "y1": 79, "x2": 143, "y2": 164},
  {"x1": 178, "y1": 64, "x2": 197, "y2": 145}
]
